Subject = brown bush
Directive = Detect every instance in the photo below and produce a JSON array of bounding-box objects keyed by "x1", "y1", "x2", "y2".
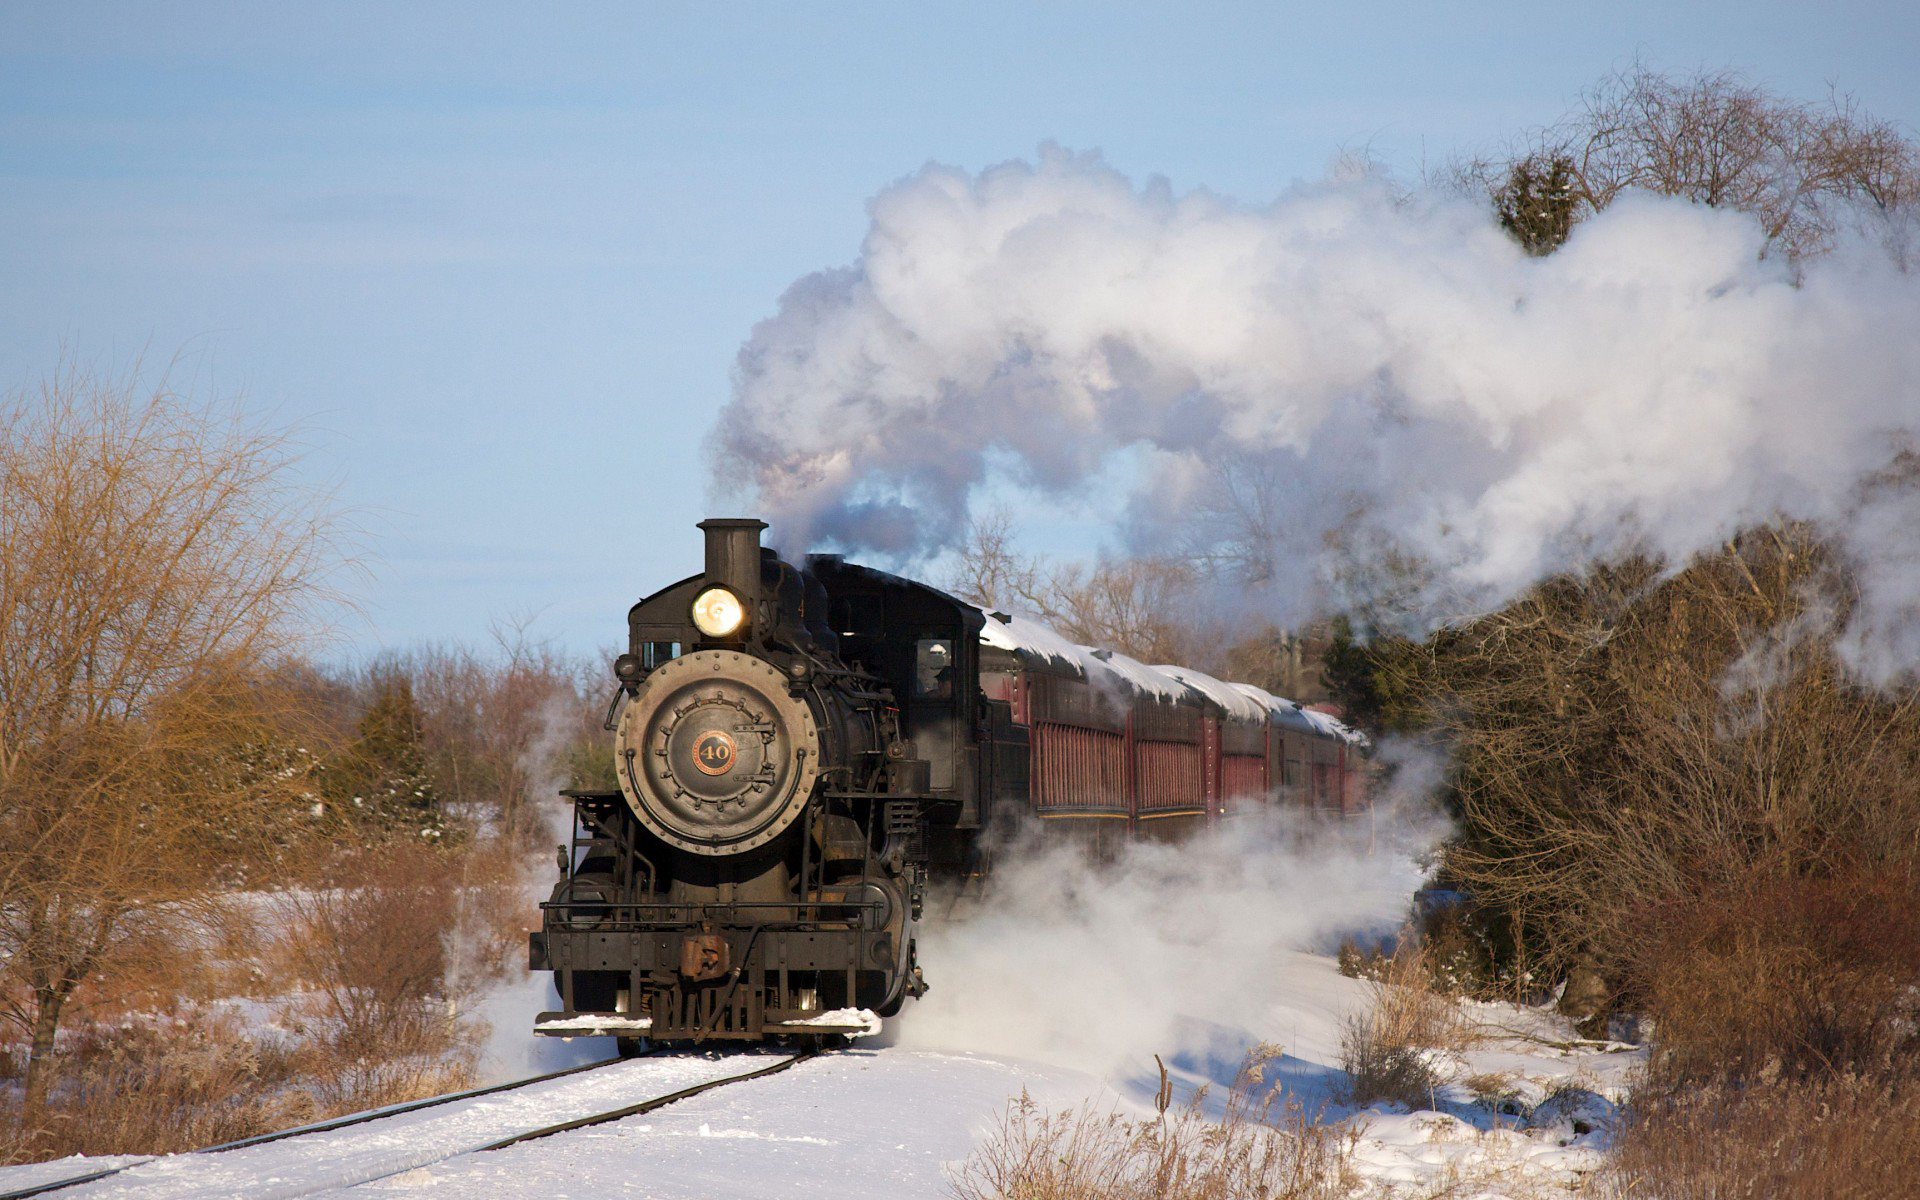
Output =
[
  {"x1": 0, "y1": 836, "x2": 528, "y2": 1163},
  {"x1": 1601, "y1": 1074, "x2": 1920, "y2": 1200},
  {"x1": 0, "y1": 1011, "x2": 308, "y2": 1162},
  {"x1": 949, "y1": 1052, "x2": 1352, "y2": 1200},
  {"x1": 1337, "y1": 939, "x2": 1472, "y2": 1110},
  {"x1": 1629, "y1": 869, "x2": 1920, "y2": 1088},
  {"x1": 269, "y1": 840, "x2": 521, "y2": 1110}
]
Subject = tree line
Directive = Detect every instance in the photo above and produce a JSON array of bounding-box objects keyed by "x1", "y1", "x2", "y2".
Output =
[{"x1": 0, "y1": 368, "x2": 608, "y2": 1149}]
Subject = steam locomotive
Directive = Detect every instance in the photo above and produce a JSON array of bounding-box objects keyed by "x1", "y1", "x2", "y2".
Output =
[{"x1": 530, "y1": 518, "x2": 1365, "y2": 1045}]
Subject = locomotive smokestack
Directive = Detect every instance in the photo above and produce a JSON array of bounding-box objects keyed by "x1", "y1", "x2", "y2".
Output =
[{"x1": 698, "y1": 517, "x2": 768, "y2": 606}]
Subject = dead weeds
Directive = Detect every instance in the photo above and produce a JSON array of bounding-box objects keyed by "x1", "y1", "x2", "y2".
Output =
[{"x1": 948, "y1": 1049, "x2": 1354, "y2": 1200}]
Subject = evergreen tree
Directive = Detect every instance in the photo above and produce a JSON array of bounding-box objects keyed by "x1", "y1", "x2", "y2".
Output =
[
  {"x1": 1496, "y1": 154, "x2": 1578, "y2": 256},
  {"x1": 322, "y1": 676, "x2": 447, "y2": 840}
]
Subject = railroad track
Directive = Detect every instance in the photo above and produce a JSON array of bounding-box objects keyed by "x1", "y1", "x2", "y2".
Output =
[
  {"x1": 0, "y1": 1048, "x2": 816, "y2": 1200},
  {"x1": 476, "y1": 1049, "x2": 813, "y2": 1151}
]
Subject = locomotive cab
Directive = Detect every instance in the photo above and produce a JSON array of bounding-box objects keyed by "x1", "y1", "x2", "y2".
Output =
[{"x1": 806, "y1": 554, "x2": 985, "y2": 855}]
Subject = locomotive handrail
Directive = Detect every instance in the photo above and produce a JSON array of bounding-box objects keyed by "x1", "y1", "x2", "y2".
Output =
[
  {"x1": 538, "y1": 899, "x2": 884, "y2": 913},
  {"x1": 539, "y1": 898, "x2": 887, "y2": 931}
]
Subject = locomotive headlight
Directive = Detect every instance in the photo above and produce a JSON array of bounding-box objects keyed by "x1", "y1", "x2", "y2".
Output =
[{"x1": 691, "y1": 586, "x2": 746, "y2": 638}]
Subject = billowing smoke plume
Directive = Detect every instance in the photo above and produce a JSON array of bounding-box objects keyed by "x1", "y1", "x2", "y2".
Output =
[
  {"x1": 711, "y1": 146, "x2": 1920, "y2": 676},
  {"x1": 896, "y1": 749, "x2": 1448, "y2": 1074}
]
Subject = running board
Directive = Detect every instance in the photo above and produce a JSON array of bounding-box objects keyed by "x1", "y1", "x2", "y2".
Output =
[{"x1": 534, "y1": 1009, "x2": 881, "y2": 1038}]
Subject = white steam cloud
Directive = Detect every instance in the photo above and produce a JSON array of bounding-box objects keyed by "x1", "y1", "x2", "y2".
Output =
[
  {"x1": 712, "y1": 146, "x2": 1920, "y2": 677},
  {"x1": 896, "y1": 765, "x2": 1446, "y2": 1075}
]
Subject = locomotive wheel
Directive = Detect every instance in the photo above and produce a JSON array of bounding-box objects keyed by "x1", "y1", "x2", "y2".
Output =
[{"x1": 614, "y1": 650, "x2": 822, "y2": 856}]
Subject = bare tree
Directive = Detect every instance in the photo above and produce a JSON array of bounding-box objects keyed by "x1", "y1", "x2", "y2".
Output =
[
  {"x1": 1452, "y1": 63, "x2": 1920, "y2": 260},
  {"x1": 947, "y1": 508, "x2": 1339, "y2": 696},
  {"x1": 0, "y1": 365, "x2": 337, "y2": 1119},
  {"x1": 947, "y1": 511, "x2": 1206, "y2": 665},
  {"x1": 1036, "y1": 556, "x2": 1205, "y2": 667},
  {"x1": 1388, "y1": 525, "x2": 1920, "y2": 1002},
  {"x1": 1176, "y1": 454, "x2": 1293, "y2": 588},
  {"x1": 376, "y1": 619, "x2": 603, "y2": 847},
  {"x1": 946, "y1": 509, "x2": 1044, "y2": 613}
]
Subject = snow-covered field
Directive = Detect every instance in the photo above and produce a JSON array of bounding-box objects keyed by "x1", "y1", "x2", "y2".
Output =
[
  {"x1": 2, "y1": 949, "x2": 1639, "y2": 1199},
  {"x1": 3, "y1": 818, "x2": 1642, "y2": 1198}
]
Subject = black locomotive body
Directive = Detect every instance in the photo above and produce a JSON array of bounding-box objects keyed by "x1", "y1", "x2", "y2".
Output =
[{"x1": 530, "y1": 518, "x2": 1365, "y2": 1045}]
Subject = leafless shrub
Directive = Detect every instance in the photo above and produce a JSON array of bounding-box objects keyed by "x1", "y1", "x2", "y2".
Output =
[
  {"x1": 1408, "y1": 525, "x2": 1920, "y2": 1000},
  {"x1": 1338, "y1": 1017, "x2": 1438, "y2": 1113},
  {"x1": 0, "y1": 362, "x2": 341, "y2": 1119},
  {"x1": 1600, "y1": 1074, "x2": 1920, "y2": 1199},
  {"x1": 0, "y1": 1011, "x2": 308, "y2": 1161},
  {"x1": 1449, "y1": 62, "x2": 1920, "y2": 260},
  {"x1": 0, "y1": 833, "x2": 526, "y2": 1162},
  {"x1": 267, "y1": 840, "x2": 518, "y2": 1110},
  {"x1": 948, "y1": 1051, "x2": 1353, "y2": 1200},
  {"x1": 1337, "y1": 940, "x2": 1471, "y2": 1110}
]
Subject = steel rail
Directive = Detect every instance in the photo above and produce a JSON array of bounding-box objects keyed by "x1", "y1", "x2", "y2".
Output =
[
  {"x1": 0, "y1": 1053, "x2": 631, "y2": 1200},
  {"x1": 477, "y1": 1048, "x2": 817, "y2": 1152}
]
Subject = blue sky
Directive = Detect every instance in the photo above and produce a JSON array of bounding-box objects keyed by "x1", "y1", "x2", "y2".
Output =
[{"x1": 5, "y1": 1, "x2": 1915, "y2": 659}]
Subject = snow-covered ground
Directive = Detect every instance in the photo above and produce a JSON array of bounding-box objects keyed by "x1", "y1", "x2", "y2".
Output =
[
  {"x1": 3, "y1": 817, "x2": 1642, "y2": 1198},
  {"x1": 1, "y1": 951, "x2": 1638, "y2": 1199},
  {"x1": 9, "y1": 1053, "x2": 789, "y2": 1200},
  {"x1": 316, "y1": 1048, "x2": 1105, "y2": 1199}
]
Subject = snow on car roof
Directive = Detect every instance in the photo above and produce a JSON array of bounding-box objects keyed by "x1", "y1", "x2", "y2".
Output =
[
  {"x1": 1221, "y1": 681, "x2": 1363, "y2": 746},
  {"x1": 978, "y1": 609, "x2": 1084, "y2": 667},
  {"x1": 1090, "y1": 646, "x2": 1193, "y2": 704},
  {"x1": 1301, "y1": 706, "x2": 1368, "y2": 747},
  {"x1": 979, "y1": 611, "x2": 1190, "y2": 704},
  {"x1": 1154, "y1": 665, "x2": 1271, "y2": 723},
  {"x1": 977, "y1": 609, "x2": 1369, "y2": 745},
  {"x1": 1225, "y1": 680, "x2": 1318, "y2": 733}
]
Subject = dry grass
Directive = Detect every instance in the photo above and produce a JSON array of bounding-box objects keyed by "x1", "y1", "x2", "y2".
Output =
[
  {"x1": 0, "y1": 837, "x2": 526, "y2": 1163},
  {"x1": 1339, "y1": 939, "x2": 1476, "y2": 1110},
  {"x1": 1599, "y1": 1074, "x2": 1920, "y2": 1199},
  {"x1": 948, "y1": 1051, "x2": 1354, "y2": 1200},
  {"x1": 0, "y1": 1009, "x2": 311, "y2": 1161},
  {"x1": 1629, "y1": 869, "x2": 1920, "y2": 1089}
]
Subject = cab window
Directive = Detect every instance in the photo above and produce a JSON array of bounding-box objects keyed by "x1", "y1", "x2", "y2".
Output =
[{"x1": 913, "y1": 638, "x2": 954, "y2": 700}]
